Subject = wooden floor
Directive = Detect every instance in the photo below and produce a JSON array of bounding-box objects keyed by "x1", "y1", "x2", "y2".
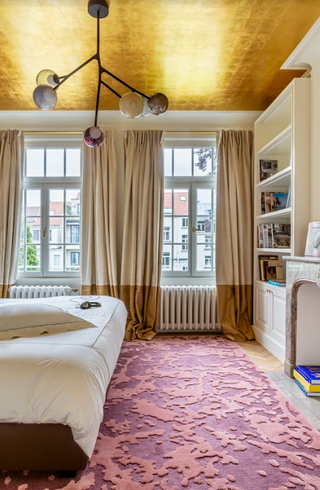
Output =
[{"x1": 237, "y1": 340, "x2": 284, "y2": 372}]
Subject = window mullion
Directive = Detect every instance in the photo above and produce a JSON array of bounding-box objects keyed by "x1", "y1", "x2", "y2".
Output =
[{"x1": 42, "y1": 184, "x2": 49, "y2": 277}]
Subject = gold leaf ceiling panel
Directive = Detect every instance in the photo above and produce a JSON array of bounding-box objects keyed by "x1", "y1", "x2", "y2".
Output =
[{"x1": 0, "y1": 0, "x2": 319, "y2": 111}]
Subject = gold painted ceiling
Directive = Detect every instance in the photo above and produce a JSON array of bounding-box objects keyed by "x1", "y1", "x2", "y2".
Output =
[{"x1": 0, "y1": 0, "x2": 319, "y2": 111}]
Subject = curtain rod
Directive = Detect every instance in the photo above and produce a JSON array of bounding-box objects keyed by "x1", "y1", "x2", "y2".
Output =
[{"x1": 25, "y1": 130, "x2": 217, "y2": 135}]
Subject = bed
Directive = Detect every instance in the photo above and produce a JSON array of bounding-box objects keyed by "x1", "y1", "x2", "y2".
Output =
[{"x1": 0, "y1": 295, "x2": 127, "y2": 472}]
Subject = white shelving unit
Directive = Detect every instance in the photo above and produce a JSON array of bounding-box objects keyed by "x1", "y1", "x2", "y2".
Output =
[{"x1": 253, "y1": 78, "x2": 310, "y2": 362}]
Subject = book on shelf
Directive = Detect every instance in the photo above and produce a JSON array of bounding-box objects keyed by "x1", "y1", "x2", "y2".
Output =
[
  {"x1": 295, "y1": 366, "x2": 320, "y2": 385},
  {"x1": 294, "y1": 378, "x2": 320, "y2": 397},
  {"x1": 258, "y1": 255, "x2": 279, "y2": 281},
  {"x1": 267, "y1": 279, "x2": 286, "y2": 287},
  {"x1": 260, "y1": 192, "x2": 289, "y2": 214},
  {"x1": 265, "y1": 260, "x2": 284, "y2": 281},
  {"x1": 260, "y1": 160, "x2": 278, "y2": 181},
  {"x1": 293, "y1": 369, "x2": 320, "y2": 393},
  {"x1": 257, "y1": 223, "x2": 291, "y2": 249},
  {"x1": 305, "y1": 221, "x2": 320, "y2": 257}
]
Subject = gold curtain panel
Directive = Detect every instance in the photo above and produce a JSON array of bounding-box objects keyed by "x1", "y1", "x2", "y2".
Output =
[{"x1": 0, "y1": 0, "x2": 319, "y2": 111}]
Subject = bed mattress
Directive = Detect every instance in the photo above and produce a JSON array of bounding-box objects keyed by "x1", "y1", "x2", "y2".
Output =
[{"x1": 0, "y1": 295, "x2": 127, "y2": 457}]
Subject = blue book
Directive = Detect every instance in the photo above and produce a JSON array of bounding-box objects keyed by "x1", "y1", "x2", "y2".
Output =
[
  {"x1": 295, "y1": 366, "x2": 320, "y2": 385},
  {"x1": 294, "y1": 378, "x2": 320, "y2": 397},
  {"x1": 268, "y1": 280, "x2": 286, "y2": 287}
]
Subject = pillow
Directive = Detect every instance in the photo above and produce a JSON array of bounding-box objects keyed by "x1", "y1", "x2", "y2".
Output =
[{"x1": 0, "y1": 303, "x2": 95, "y2": 340}]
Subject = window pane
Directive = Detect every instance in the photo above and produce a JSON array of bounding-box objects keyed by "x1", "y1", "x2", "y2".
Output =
[
  {"x1": 26, "y1": 149, "x2": 44, "y2": 177},
  {"x1": 26, "y1": 189, "x2": 41, "y2": 215},
  {"x1": 50, "y1": 189, "x2": 64, "y2": 216},
  {"x1": 66, "y1": 189, "x2": 80, "y2": 215},
  {"x1": 197, "y1": 189, "x2": 212, "y2": 215},
  {"x1": 65, "y1": 221, "x2": 80, "y2": 244},
  {"x1": 18, "y1": 245, "x2": 24, "y2": 272},
  {"x1": 164, "y1": 189, "x2": 172, "y2": 215},
  {"x1": 49, "y1": 217, "x2": 64, "y2": 243},
  {"x1": 197, "y1": 233, "x2": 211, "y2": 245},
  {"x1": 27, "y1": 217, "x2": 41, "y2": 243},
  {"x1": 26, "y1": 245, "x2": 41, "y2": 271},
  {"x1": 173, "y1": 245, "x2": 188, "y2": 271},
  {"x1": 66, "y1": 149, "x2": 81, "y2": 176},
  {"x1": 197, "y1": 217, "x2": 211, "y2": 233},
  {"x1": 46, "y1": 149, "x2": 64, "y2": 177},
  {"x1": 163, "y1": 217, "x2": 172, "y2": 243},
  {"x1": 174, "y1": 217, "x2": 189, "y2": 242},
  {"x1": 194, "y1": 148, "x2": 212, "y2": 176},
  {"x1": 66, "y1": 245, "x2": 80, "y2": 271},
  {"x1": 164, "y1": 149, "x2": 172, "y2": 176},
  {"x1": 173, "y1": 189, "x2": 188, "y2": 216},
  {"x1": 162, "y1": 244, "x2": 172, "y2": 271},
  {"x1": 197, "y1": 245, "x2": 212, "y2": 271},
  {"x1": 173, "y1": 149, "x2": 192, "y2": 176},
  {"x1": 49, "y1": 245, "x2": 63, "y2": 271}
]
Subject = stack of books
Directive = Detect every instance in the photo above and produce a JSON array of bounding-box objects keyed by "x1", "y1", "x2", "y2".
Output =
[
  {"x1": 257, "y1": 223, "x2": 291, "y2": 249},
  {"x1": 293, "y1": 366, "x2": 320, "y2": 396}
]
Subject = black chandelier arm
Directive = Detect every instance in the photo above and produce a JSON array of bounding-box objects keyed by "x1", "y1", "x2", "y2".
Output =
[
  {"x1": 101, "y1": 80, "x2": 121, "y2": 98},
  {"x1": 54, "y1": 54, "x2": 99, "y2": 90},
  {"x1": 100, "y1": 67, "x2": 150, "y2": 100}
]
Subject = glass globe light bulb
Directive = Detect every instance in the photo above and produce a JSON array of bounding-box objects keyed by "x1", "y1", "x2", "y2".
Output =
[
  {"x1": 33, "y1": 85, "x2": 58, "y2": 110},
  {"x1": 119, "y1": 92, "x2": 144, "y2": 118},
  {"x1": 140, "y1": 97, "x2": 151, "y2": 117},
  {"x1": 36, "y1": 69, "x2": 59, "y2": 87},
  {"x1": 84, "y1": 126, "x2": 105, "y2": 148},
  {"x1": 148, "y1": 92, "x2": 169, "y2": 116}
]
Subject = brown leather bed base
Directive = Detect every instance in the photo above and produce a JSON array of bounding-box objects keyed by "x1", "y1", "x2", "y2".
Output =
[{"x1": 0, "y1": 423, "x2": 88, "y2": 471}]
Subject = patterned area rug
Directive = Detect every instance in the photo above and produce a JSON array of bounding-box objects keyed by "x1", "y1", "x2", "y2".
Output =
[{"x1": 2, "y1": 335, "x2": 320, "y2": 490}]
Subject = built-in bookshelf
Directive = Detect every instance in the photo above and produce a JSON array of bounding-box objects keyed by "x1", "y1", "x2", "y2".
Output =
[{"x1": 253, "y1": 77, "x2": 310, "y2": 362}]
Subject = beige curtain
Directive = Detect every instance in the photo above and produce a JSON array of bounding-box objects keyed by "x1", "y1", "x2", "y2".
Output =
[
  {"x1": 81, "y1": 131, "x2": 118, "y2": 297},
  {"x1": 120, "y1": 130, "x2": 164, "y2": 341},
  {"x1": 216, "y1": 130, "x2": 255, "y2": 341},
  {"x1": 0, "y1": 130, "x2": 24, "y2": 298}
]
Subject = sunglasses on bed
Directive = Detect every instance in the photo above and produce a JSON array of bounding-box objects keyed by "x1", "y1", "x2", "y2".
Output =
[{"x1": 79, "y1": 301, "x2": 101, "y2": 310}]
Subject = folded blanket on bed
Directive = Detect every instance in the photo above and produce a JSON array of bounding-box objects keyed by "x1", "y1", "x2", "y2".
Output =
[{"x1": 0, "y1": 303, "x2": 95, "y2": 340}]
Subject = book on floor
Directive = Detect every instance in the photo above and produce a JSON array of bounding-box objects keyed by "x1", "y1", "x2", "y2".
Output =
[
  {"x1": 294, "y1": 378, "x2": 320, "y2": 397},
  {"x1": 295, "y1": 365, "x2": 320, "y2": 385},
  {"x1": 293, "y1": 369, "x2": 320, "y2": 393}
]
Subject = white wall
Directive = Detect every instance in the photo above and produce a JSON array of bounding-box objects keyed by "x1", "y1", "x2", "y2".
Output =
[
  {"x1": 296, "y1": 284, "x2": 320, "y2": 365},
  {"x1": 0, "y1": 110, "x2": 260, "y2": 288}
]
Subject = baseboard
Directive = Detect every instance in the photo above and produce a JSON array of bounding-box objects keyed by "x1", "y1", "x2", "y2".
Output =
[{"x1": 253, "y1": 324, "x2": 285, "y2": 363}]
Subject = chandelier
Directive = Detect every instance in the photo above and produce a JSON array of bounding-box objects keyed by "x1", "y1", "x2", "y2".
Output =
[{"x1": 33, "y1": 0, "x2": 169, "y2": 148}]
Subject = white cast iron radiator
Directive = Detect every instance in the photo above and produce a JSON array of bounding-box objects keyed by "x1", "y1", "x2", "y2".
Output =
[
  {"x1": 159, "y1": 285, "x2": 218, "y2": 332},
  {"x1": 8, "y1": 285, "x2": 79, "y2": 299}
]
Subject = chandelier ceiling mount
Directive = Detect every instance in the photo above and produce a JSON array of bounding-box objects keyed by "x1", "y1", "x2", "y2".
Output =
[{"x1": 33, "y1": 0, "x2": 169, "y2": 148}]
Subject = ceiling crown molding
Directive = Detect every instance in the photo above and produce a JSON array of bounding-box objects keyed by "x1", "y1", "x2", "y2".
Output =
[{"x1": 281, "y1": 17, "x2": 320, "y2": 70}]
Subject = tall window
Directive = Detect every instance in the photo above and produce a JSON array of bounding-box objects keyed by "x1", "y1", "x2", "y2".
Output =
[
  {"x1": 162, "y1": 135, "x2": 217, "y2": 278},
  {"x1": 19, "y1": 137, "x2": 82, "y2": 277}
]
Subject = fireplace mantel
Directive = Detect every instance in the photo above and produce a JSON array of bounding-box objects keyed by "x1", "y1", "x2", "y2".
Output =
[{"x1": 284, "y1": 256, "x2": 320, "y2": 377}]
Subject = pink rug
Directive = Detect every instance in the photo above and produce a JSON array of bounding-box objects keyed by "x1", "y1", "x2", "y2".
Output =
[{"x1": 2, "y1": 335, "x2": 320, "y2": 489}]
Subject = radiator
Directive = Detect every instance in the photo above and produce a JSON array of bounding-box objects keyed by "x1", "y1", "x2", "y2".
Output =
[
  {"x1": 159, "y1": 285, "x2": 218, "y2": 332},
  {"x1": 8, "y1": 285, "x2": 79, "y2": 299}
]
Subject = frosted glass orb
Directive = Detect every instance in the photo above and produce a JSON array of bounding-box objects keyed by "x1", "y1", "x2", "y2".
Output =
[
  {"x1": 119, "y1": 92, "x2": 144, "y2": 118},
  {"x1": 84, "y1": 126, "x2": 105, "y2": 148},
  {"x1": 33, "y1": 85, "x2": 58, "y2": 110},
  {"x1": 140, "y1": 97, "x2": 151, "y2": 117},
  {"x1": 148, "y1": 92, "x2": 169, "y2": 115},
  {"x1": 36, "y1": 69, "x2": 59, "y2": 87}
]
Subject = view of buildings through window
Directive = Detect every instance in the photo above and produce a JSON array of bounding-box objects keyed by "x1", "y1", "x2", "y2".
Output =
[
  {"x1": 19, "y1": 146, "x2": 81, "y2": 275},
  {"x1": 162, "y1": 142, "x2": 217, "y2": 276}
]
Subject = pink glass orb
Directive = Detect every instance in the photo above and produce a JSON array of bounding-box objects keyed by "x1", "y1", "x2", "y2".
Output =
[
  {"x1": 84, "y1": 126, "x2": 105, "y2": 148},
  {"x1": 33, "y1": 84, "x2": 58, "y2": 110},
  {"x1": 147, "y1": 92, "x2": 169, "y2": 115}
]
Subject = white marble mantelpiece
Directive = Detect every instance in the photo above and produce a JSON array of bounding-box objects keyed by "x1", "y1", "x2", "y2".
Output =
[{"x1": 284, "y1": 256, "x2": 320, "y2": 377}]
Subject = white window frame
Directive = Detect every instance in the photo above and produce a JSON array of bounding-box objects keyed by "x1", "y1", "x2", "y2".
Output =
[
  {"x1": 19, "y1": 135, "x2": 82, "y2": 279},
  {"x1": 162, "y1": 134, "x2": 216, "y2": 279}
]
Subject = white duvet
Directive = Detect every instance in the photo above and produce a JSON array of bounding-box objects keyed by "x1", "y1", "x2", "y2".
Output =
[{"x1": 0, "y1": 295, "x2": 127, "y2": 457}]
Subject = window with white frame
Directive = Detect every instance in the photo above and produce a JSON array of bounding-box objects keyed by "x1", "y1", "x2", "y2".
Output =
[
  {"x1": 19, "y1": 137, "x2": 82, "y2": 277},
  {"x1": 162, "y1": 135, "x2": 217, "y2": 278}
]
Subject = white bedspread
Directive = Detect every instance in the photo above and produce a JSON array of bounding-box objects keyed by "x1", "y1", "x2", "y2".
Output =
[{"x1": 0, "y1": 295, "x2": 127, "y2": 457}]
